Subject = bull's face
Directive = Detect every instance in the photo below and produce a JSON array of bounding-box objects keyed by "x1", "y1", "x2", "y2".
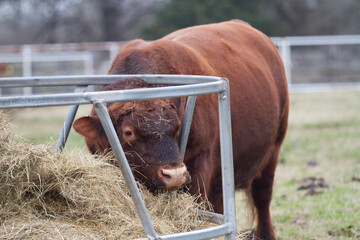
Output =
[{"x1": 73, "y1": 99, "x2": 191, "y2": 191}]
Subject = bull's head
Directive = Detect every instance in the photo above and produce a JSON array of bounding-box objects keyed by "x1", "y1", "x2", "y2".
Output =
[{"x1": 73, "y1": 78, "x2": 191, "y2": 191}]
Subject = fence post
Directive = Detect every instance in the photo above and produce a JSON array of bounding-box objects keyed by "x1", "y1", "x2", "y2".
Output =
[
  {"x1": 280, "y1": 38, "x2": 292, "y2": 89},
  {"x1": 329, "y1": 45, "x2": 339, "y2": 83},
  {"x1": 84, "y1": 52, "x2": 94, "y2": 75},
  {"x1": 109, "y1": 43, "x2": 120, "y2": 62},
  {"x1": 22, "y1": 45, "x2": 32, "y2": 95}
]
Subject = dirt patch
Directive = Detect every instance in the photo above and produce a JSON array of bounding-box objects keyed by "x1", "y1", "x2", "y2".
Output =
[
  {"x1": 328, "y1": 225, "x2": 360, "y2": 238},
  {"x1": 307, "y1": 159, "x2": 319, "y2": 166},
  {"x1": 352, "y1": 176, "x2": 360, "y2": 182},
  {"x1": 297, "y1": 177, "x2": 329, "y2": 196}
]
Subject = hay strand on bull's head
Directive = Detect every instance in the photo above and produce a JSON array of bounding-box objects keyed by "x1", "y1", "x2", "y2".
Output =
[{"x1": 0, "y1": 112, "x2": 211, "y2": 239}]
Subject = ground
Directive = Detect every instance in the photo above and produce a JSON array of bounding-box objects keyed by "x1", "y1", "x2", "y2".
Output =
[
  {"x1": 237, "y1": 90, "x2": 360, "y2": 239},
  {"x1": 6, "y1": 90, "x2": 360, "y2": 239}
]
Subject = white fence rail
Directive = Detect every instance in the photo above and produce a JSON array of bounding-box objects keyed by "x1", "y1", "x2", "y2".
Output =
[
  {"x1": 0, "y1": 42, "x2": 123, "y2": 96},
  {"x1": 0, "y1": 46, "x2": 94, "y2": 95},
  {"x1": 0, "y1": 35, "x2": 360, "y2": 95},
  {"x1": 273, "y1": 35, "x2": 360, "y2": 92}
]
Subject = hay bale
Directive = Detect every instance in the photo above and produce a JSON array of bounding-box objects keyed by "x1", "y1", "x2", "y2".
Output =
[{"x1": 0, "y1": 112, "x2": 210, "y2": 239}]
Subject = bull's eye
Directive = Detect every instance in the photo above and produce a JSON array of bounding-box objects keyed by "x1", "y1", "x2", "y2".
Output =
[{"x1": 122, "y1": 126, "x2": 135, "y2": 141}]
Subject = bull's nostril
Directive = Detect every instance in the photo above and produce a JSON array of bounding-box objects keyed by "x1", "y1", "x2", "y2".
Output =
[{"x1": 161, "y1": 170, "x2": 172, "y2": 179}]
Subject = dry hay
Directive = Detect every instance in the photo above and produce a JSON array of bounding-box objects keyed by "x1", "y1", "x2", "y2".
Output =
[{"x1": 0, "y1": 112, "x2": 212, "y2": 240}]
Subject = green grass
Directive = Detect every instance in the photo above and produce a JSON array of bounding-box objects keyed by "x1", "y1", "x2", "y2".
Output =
[
  {"x1": 5, "y1": 90, "x2": 360, "y2": 239},
  {"x1": 270, "y1": 90, "x2": 360, "y2": 239},
  {"x1": 6, "y1": 105, "x2": 92, "y2": 151}
]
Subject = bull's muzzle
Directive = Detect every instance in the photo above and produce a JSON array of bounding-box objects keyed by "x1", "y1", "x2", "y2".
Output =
[{"x1": 157, "y1": 163, "x2": 191, "y2": 189}]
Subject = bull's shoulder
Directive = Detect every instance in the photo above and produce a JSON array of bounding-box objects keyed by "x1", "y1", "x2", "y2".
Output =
[{"x1": 108, "y1": 39, "x2": 150, "y2": 74}]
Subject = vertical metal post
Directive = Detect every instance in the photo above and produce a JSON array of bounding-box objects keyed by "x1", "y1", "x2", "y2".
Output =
[
  {"x1": 218, "y1": 78, "x2": 236, "y2": 240},
  {"x1": 93, "y1": 101, "x2": 159, "y2": 240},
  {"x1": 179, "y1": 96, "x2": 197, "y2": 160},
  {"x1": 22, "y1": 45, "x2": 32, "y2": 96},
  {"x1": 55, "y1": 105, "x2": 79, "y2": 153},
  {"x1": 280, "y1": 38, "x2": 292, "y2": 89},
  {"x1": 55, "y1": 86, "x2": 88, "y2": 153}
]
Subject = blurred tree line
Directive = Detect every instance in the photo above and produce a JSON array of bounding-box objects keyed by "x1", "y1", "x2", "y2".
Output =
[
  {"x1": 0, "y1": 0, "x2": 359, "y2": 45},
  {"x1": 0, "y1": 0, "x2": 165, "y2": 44}
]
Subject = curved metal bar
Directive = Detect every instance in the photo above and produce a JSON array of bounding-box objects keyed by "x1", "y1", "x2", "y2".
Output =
[
  {"x1": 196, "y1": 209, "x2": 225, "y2": 225},
  {"x1": 136, "y1": 223, "x2": 233, "y2": 240},
  {"x1": 0, "y1": 81, "x2": 224, "y2": 109},
  {"x1": 0, "y1": 74, "x2": 222, "y2": 88}
]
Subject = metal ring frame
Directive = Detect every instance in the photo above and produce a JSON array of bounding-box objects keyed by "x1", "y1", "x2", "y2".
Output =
[{"x1": 0, "y1": 74, "x2": 236, "y2": 240}]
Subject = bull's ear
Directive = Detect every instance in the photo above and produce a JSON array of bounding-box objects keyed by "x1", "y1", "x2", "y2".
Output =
[
  {"x1": 170, "y1": 97, "x2": 186, "y2": 117},
  {"x1": 73, "y1": 116, "x2": 99, "y2": 138}
]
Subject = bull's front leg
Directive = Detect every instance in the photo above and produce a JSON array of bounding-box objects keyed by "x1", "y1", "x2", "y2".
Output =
[{"x1": 185, "y1": 150, "x2": 219, "y2": 211}]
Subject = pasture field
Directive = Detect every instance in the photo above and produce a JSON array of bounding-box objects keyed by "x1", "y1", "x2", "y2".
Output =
[
  {"x1": 5, "y1": 90, "x2": 360, "y2": 239},
  {"x1": 5, "y1": 105, "x2": 93, "y2": 152}
]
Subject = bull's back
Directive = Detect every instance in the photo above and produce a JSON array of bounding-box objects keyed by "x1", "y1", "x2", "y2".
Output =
[{"x1": 165, "y1": 21, "x2": 287, "y2": 113}]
